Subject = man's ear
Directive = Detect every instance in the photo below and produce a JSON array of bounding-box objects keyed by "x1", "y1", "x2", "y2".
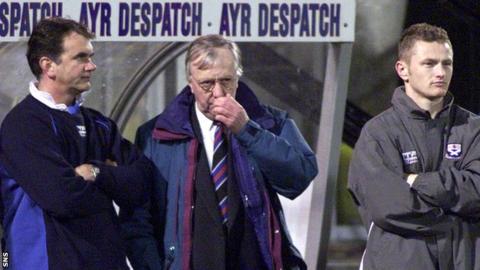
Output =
[
  {"x1": 187, "y1": 78, "x2": 194, "y2": 93},
  {"x1": 39, "y1": 56, "x2": 56, "y2": 78},
  {"x1": 395, "y1": 60, "x2": 409, "y2": 82}
]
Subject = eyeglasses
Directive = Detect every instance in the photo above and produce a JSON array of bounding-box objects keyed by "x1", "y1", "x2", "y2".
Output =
[{"x1": 190, "y1": 76, "x2": 237, "y2": 93}]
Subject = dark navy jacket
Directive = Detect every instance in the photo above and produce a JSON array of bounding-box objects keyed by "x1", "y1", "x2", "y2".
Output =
[
  {"x1": 0, "y1": 95, "x2": 153, "y2": 270},
  {"x1": 120, "y1": 82, "x2": 318, "y2": 270}
]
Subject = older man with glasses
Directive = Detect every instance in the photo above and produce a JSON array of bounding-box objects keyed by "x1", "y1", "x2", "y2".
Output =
[{"x1": 120, "y1": 34, "x2": 318, "y2": 270}]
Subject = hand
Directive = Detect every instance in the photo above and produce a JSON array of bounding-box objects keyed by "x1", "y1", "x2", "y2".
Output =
[
  {"x1": 75, "y1": 158, "x2": 118, "y2": 182},
  {"x1": 406, "y1": 174, "x2": 418, "y2": 187},
  {"x1": 75, "y1": 159, "x2": 117, "y2": 182},
  {"x1": 211, "y1": 93, "x2": 249, "y2": 134},
  {"x1": 75, "y1": 164, "x2": 97, "y2": 182},
  {"x1": 106, "y1": 159, "x2": 117, "y2": 167}
]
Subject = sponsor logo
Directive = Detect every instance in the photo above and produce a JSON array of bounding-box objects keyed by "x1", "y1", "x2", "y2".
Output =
[
  {"x1": 402, "y1": 151, "x2": 418, "y2": 165},
  {"x1": 76, "y1": 125, "x2": 87, "y2": 137},
  {"x1": 445, "y1": 143, "x2": 462, "y2": 159}
]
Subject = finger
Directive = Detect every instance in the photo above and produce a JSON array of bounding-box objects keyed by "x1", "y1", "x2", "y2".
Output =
[
  {"x1": 74, "y1": 167, "x2": 81, "y2": 176},
  {"x1": 211, "y1": 96, "x2": 228, "y2": 107},
  {"x1": 212, "y1": 106, "x2": 234, "y2": 119},
  {"x1": 106, "y1": 159, "x2": 118, "y2": 167},
  {"x1": 213, "y1": 98, "x2": 240, "y2": 113},
  {"x1": 214, "y1": 114, "x2": 232, "y2": 127}
]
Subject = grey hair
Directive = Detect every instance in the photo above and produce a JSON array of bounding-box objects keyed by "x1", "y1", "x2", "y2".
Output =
[{"x1": 185, "y1": 34, "x2": 243, "y2": 78}]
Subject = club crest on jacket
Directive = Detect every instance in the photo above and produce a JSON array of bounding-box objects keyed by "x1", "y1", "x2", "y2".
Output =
[{"x1": 445, "y1": 143, "x2": 462, "y2": 160}]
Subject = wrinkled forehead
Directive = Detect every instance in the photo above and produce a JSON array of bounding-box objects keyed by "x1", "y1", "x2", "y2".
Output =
[{"x1": 190, "y1": 48, "x2": 235, "y2": 72}]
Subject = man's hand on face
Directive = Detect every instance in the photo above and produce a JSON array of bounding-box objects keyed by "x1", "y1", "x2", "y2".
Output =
[{"x1": 211, "y1": 93, "x2": 249, "y2": 134}]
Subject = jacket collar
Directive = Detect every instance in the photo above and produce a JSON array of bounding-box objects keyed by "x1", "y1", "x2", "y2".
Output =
[
  {"x1": 392, "y1": 86, "x2": 454, "y2": 120},
  {"x1": 29, "y1": 81, "x2": 84, "y2": 114},
  {"x1": 153, "y1": 81, "x2": 275, "y2": 140}
]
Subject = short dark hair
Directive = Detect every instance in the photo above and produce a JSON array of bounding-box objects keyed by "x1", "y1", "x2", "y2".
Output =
[
  {"x1": 27, "y1": 17, "x2": 94, "y2": 79},
  {"x1": 398, "y1": 23, "x2": 451, "y2": 62}
]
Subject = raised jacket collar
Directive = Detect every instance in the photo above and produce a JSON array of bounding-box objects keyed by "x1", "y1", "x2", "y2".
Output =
[{"x1": 391, "y1": 86, "x2": 454, "y2": 120}]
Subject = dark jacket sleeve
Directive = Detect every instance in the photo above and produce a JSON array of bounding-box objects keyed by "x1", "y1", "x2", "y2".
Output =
[
  {"x1": 348, "y1": 125, "x2": 455, "y2": 237},
  {"x1": 234, "y1": 116, "x2": 318, "y2": 200},
  {"x1": 120, "y1": 201, "x2": 163, "y2": 270},
  {"x1": 119, "y1": 120, "x2": 164, "y2": 270},
  {"x1": 410, "y1": 118, "x2": 480, "y2": 219},
  {"x1": 0, "y1": 110, "x2": 112, "y2": 218},
  {"x1": 90, "y1": 118, "x2": 153, "y2": 209}
]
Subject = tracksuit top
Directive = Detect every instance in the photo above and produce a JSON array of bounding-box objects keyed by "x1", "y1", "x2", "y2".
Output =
[{"x1": 348, "y1": 87, "x2": 480, "y2": 270}]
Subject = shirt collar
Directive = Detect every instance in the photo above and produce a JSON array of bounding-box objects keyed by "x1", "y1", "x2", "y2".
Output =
[
  {"x1": 29, "y1": 81, "x2": 84, "y2": 112},
  {"x1": 194, "y1": 102, "x2": 216, "y2": 133}
]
